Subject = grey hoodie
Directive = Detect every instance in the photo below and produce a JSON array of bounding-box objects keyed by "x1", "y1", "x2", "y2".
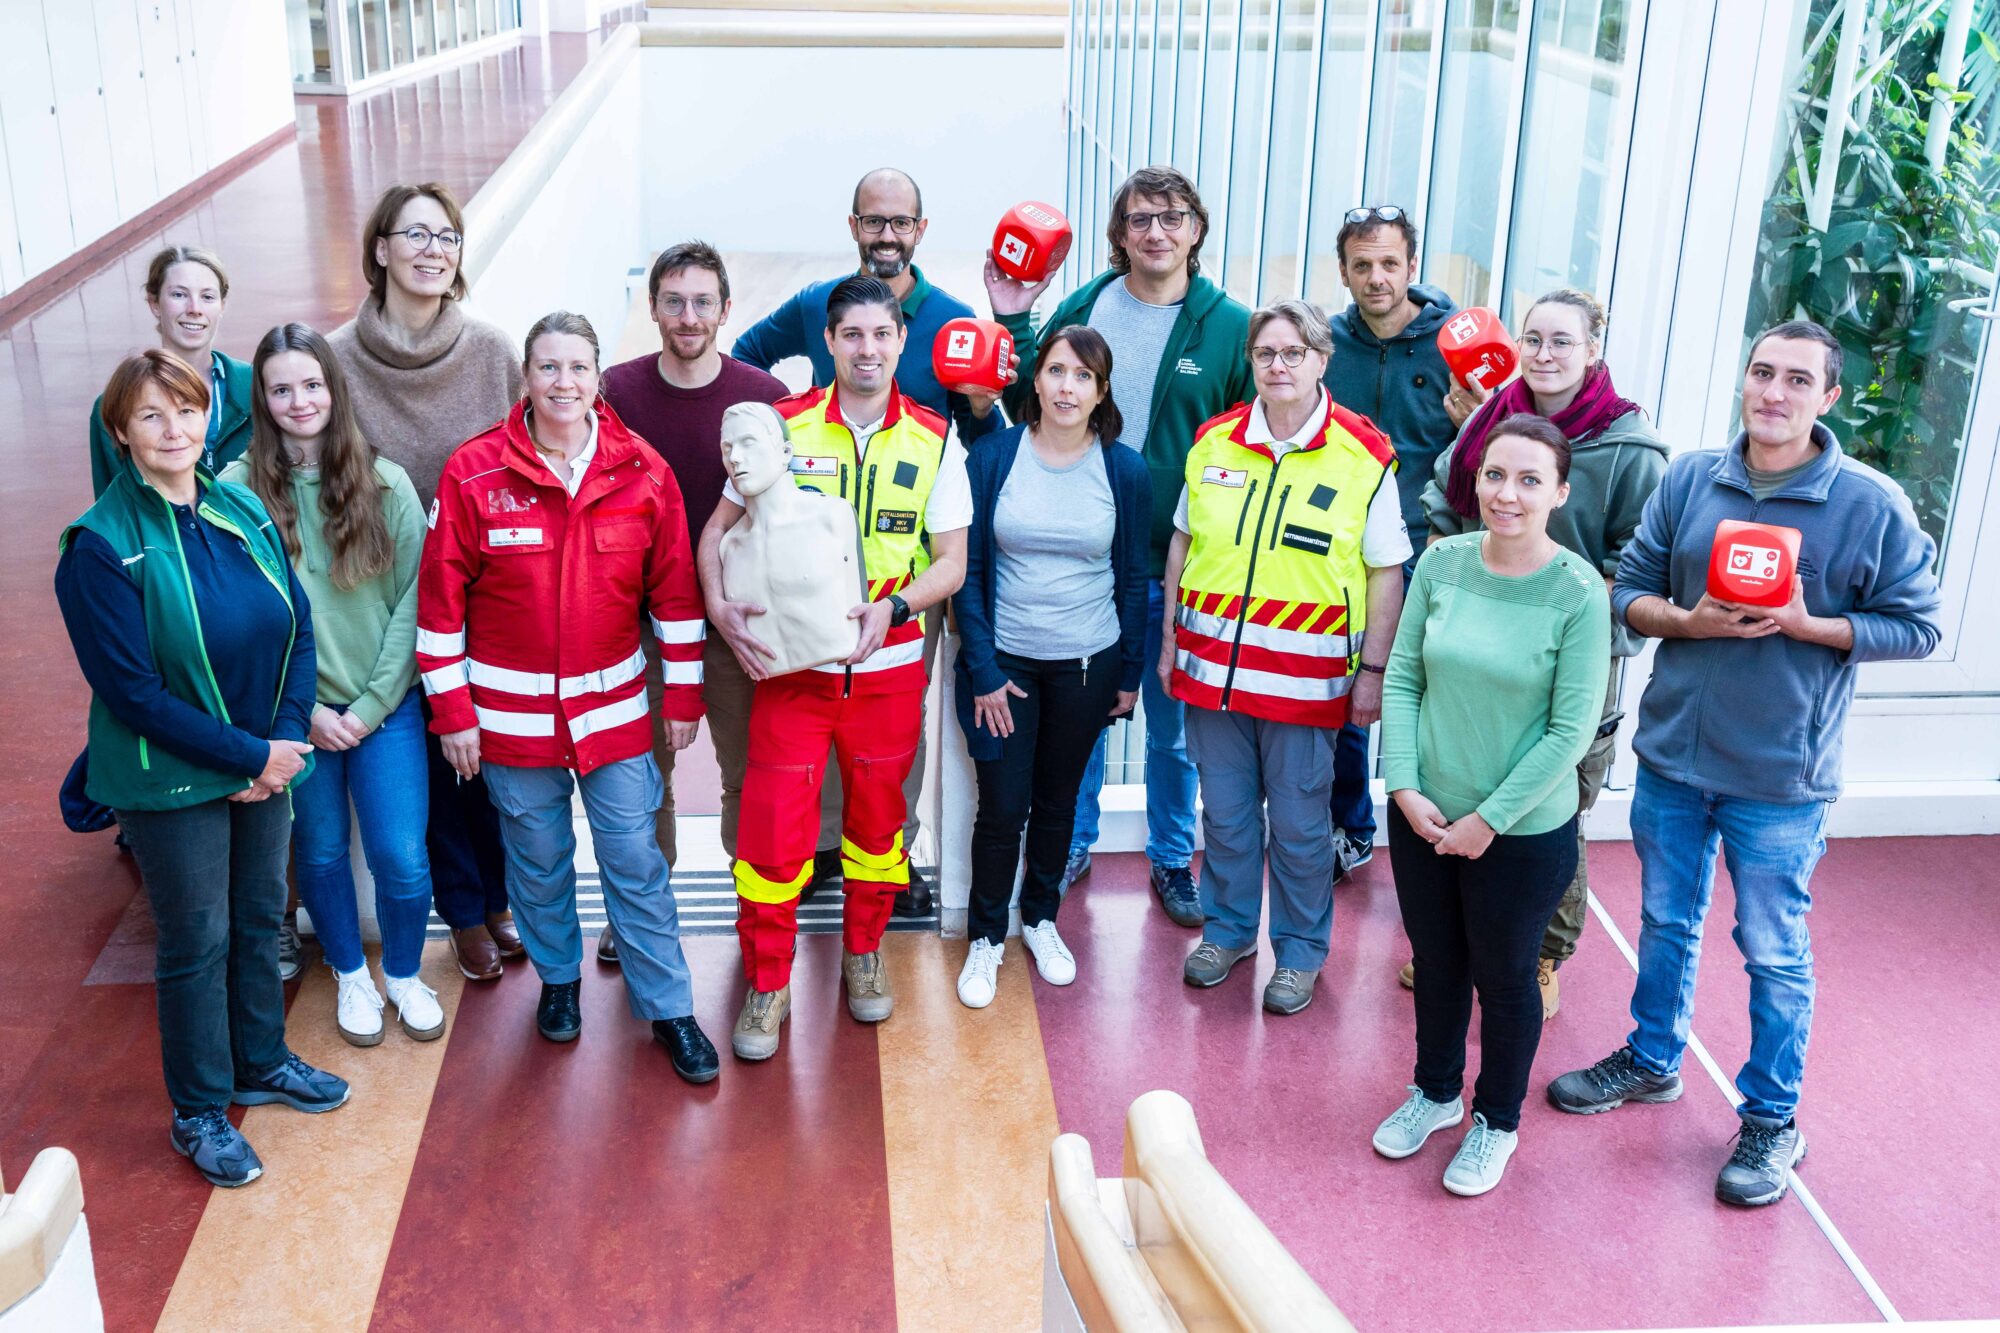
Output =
[
  {"x1": 1322, "y1": 283, "x2": 1460, "y2": 540},
  {"x1": 1612, "y1": 425, "x2": 1942, "y2": 804}
]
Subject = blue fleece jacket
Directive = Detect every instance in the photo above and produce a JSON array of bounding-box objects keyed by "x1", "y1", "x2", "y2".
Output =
[
  {"x1": 1613, "y1": 425, "x2": 1942, "y2": 804},
  {"x1": 1322, "y1": 283, "x2": 1461, "y2": 541},
  {"x1": 731, "y1": 265, "x2": 1001, "y2": 445}
]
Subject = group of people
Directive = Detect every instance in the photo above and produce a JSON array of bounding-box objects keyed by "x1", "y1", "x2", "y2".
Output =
[{"x1": 59, "y1": 161, "x2": 1943, "y2": 1208}]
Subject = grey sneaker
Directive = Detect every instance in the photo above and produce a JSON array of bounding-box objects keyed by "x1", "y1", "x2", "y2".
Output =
[
  {"x1": 731, "y1": 985, "x2": 790, "y2": 1061},
  {"x1": 1716, "y1": 1118, "x2": 1807, "y2": 1207},
  {"x1": 1182, "y1": 940, "x2": 1255, "y2": 988},
  {"x1": 170, "y1": 1107, "x2": 263, "y2": 1188},
  {"x1": 1334, "y1": 829, "x2": 1374, "y2": 878},
  {"x1": 277, "y1": 911, "x2": 304, "y2": 982},
  {"x1": 1547, "y1": 1046, "x2": 1684, "y2": 1114},
  {"x1": 843, "y1": 950, "x2": 894, "y2": 1023},
  {"x1": 1151, "y1": 863, "x2": 1203, "y2": 927},
  {"x1": 1372, "y1": 1087, "x2": 1465, "y2": 1159},
  {"x1": 1442, "y1": 1113, "x2": 1518, "y2": 1196},
  {"x1": 1059, "y1": 849, "x2": 1092, "y2": 896},
  {"x1": 1262, "y1": 966, "x2": 1319, "y2": 1015}
]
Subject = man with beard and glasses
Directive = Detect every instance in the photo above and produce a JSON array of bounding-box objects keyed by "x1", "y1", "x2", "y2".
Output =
[
  {"x1": 596, "y1": 242, "x2": 786, "y2": 966},
  {"x1": 735, "y1": 169, "x2": 1005, "y2": 916}
]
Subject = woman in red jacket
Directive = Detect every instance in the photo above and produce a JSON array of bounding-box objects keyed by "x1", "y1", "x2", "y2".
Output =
[{"x1": 416, "y1": 311, "x2": 717, "y2": 1082}]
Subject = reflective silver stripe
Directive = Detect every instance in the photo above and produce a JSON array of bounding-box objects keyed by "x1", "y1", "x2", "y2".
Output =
[
  {"x1": 421, "y1": 662, "x2": 469, "y2": 696},
  {"x1": 558, "y1": 647, "x2": 647, "y2": 700},
  {"x1": 651, "y1": 615, "x2": 706, "y2": 645},
  {"x1": 569, "y1": 691, "x2": 650, "y2": 740},
  {"x1": 1175, "y1": 604, "x2": 1350, "y2": 658},
  {"x1": 417, "y1": 627, "x2": 466, "y2": 656},
  {"x1": 661, "y1": 658, "x2": 704, "y2": 686},
  {"x1": 475, "y1": 705, "x2": 556, "y2": 737},
  {"x1": 468, "y1": 659, "x2": 556, "y2": 696},
  {"x1": 812, "y1": 636, "x2": 925, "y2": 676},
  {"x1": 1174, "y1": 650, "x2": 1355, "y2": 702}
]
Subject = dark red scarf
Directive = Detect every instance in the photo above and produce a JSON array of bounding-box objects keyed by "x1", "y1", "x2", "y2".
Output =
[{"x1": 1444, "y1": 361, "x2": 1640, "y2": 517}]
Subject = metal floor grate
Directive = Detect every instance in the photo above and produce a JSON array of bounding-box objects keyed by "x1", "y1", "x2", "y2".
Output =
[{"x1": 420, "y1": 869, "x2": 939, "y2": 937}]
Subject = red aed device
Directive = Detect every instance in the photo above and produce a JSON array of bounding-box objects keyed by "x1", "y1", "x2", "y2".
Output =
[
  {"x1": 992, "y1": 201, "x2": 1073, "y2": 283},
  {"x1": 1437, "y1": 306, "x2": 1519, "y2": 394},
  {"x1": 933, "y1": 317, "x2": 1014, "y2": 396},
  {"x1": 1707, "y1": 519, "x2": 1802, "y2": 608}
]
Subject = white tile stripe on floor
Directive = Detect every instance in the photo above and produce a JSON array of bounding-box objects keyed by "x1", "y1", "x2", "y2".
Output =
[{"x1": 1582, "y1": 889, "x2": 1903, "y2": 1324}]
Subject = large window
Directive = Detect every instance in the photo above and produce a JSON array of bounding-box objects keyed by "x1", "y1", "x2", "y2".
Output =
[{"x1": 286, "y1": 0, "x2": 522, "y2": 90}]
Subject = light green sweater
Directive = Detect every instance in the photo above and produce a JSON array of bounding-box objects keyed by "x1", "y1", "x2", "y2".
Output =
[
  {"x1": 218, "y1": 456, "x2": 423, "y2": 729},
  {"x1": 1382, "y1": 533, "x2": 1610, "y2": 836}
]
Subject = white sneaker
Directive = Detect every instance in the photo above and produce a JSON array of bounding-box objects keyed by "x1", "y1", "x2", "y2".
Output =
[
  {"x1": 384, "y1": 974, "x2": 445, "y2": 1041},
  {"x1": 1021, "y1": 920, "x2": 1076, "y2": 985},
  {"x1": 1442, "y1": 1113, "x2": 1519, "y2": 1196},
  {"x1": 957, "y1": 939, "x2": 1003, "y2": 1009},
  {"x1": 334, "y1": 966, "x2": 384, "y2": 1047},
  {"x1": 1371, "y1": 1086, "x2": 1464, "y2": 1159}
]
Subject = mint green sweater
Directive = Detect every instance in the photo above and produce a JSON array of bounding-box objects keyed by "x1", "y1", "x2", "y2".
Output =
[
  {"x1": 218, "y1": 456, "x2": 423, "y2": 729},
  {"x1": 1382, "y1": 534, "x2": 1610, "y2": 835}
]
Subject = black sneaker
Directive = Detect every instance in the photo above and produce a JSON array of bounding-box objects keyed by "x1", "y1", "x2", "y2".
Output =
[
  {"x1": 1717, "y1": 1118, "x2": 1807, "y2": 1207},
  {"x1": 1059, "y1": 849, "x2": 1092, "y2": 897},
  {"x1": 893, "y1": 865, "x2": 935, "y2": 918},
  {"x1": 537, "y1": 980, "x2": 582, "y2": 1043},
  {"x1": 799, "y1": 848, "x2": 843, "y2": 905},
  {"x1": 233, "y1": 1053, "x2": 350, "y2": 1114},
  {"x1": 652, "y1": 1016, "x2": 720, "y2": 1084},
  {"x1": 1150, "y1": 863, "x2": 1202, "y2": 928},
  {"x1": 170, "y1": 1107, "x2": 263, "y2": 1188},
  {"x1": 1547, "y1": 1046, "x2": 1684, "y2": 1114},
  {"x1": 277, "y1": 911, "x2": 304, "y2": 982}
]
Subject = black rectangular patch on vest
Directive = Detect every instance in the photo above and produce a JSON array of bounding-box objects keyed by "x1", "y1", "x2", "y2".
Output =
[
  {"x1": 875, "y1": 509, "x2": 919, "y2": 535},
  {"x1": 1307, "y1": 483, "x2": 1338, "y2": 511},
  {"x1": 892, "y1": 460, "x2": 919, "y2": 490},
  {"x1": 1279, "y1": 523, "x2": 1333, "y2": 556}
]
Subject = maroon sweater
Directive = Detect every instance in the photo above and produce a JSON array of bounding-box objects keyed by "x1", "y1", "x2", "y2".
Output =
[{"x1": 600, "y1": 352, "x2": 787, "y2": 550}]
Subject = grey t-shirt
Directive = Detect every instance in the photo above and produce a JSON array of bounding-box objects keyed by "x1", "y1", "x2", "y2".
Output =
[
  {"x1": 1087, "y1": 277, "x2": 1182, "y2": 451},
  {"x1": 993, "y1": 432, "x2": 1120, "y2": 661},
  {"x1": 1745, "y1": 451, "x2": 1820, "y2": 501}
]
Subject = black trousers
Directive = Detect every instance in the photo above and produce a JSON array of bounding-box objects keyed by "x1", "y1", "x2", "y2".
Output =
[
  {"x1": 420, "y1": 698, "x2": 511, "y2": 929},
  {"x1": 118, "y1": 796, "x2": 293, "y2": 1114},
  {"x1": 969, "y1": 648, "x2": 1121, "y2": 945},
  {"x1": 1387, "y1": 801, "x2": 1577, "y2": 1132}
]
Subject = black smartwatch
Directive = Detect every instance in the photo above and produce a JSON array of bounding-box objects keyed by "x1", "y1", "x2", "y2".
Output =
[{"x1": 886, "y1": 593, "x2": 912, "y2": 628}]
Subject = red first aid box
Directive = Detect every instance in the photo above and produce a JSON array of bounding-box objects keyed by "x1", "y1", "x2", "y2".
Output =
[
  {"x1": 933, "y1": 317, "x2": 1014, "y2": 396},
  {"x1": 1707, "y1": 519, "x2": 1802, "y2": 608},
  {"x1": 992, "y1": 201, "x2": 1072, "y2": 283},
  {"x1": 1436, "y1": 306, "x2": 1518, "y2": 393}
]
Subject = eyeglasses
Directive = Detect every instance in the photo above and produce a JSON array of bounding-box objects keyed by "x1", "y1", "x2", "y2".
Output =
[
  {"x1": 1250, "y1": 345, "x2": 1311, "y2": 369},
  {"x1": 657, "y1": 294, "x2": 721, "y2": 318},
  {"x1": 856, "y1": 215, "x2": 920, "y2": 236},
  {"x1": 1518, "y1": 333, "x2": 1582, "y2": 358},
  {"x1": 382, "y1": 225, "x2": 463, "y2": 253},
  {"x1": 1123, "y1": 209, "x2": 1189, "y2": 235},
  {"x1": 1343, "y1": 205, "x2": 1406, "y2": 226}
]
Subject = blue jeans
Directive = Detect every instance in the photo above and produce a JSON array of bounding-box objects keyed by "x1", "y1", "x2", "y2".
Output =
[
  {"x1": 1329, "y1": 719, "x2": 1376, "y2": 843},
  {"x1": 1070, "y1": 580, "x2": 1197, "y2": 866},
  {"x1": 1626, "y1": 764, "x2": 1828, "y2": 1125},
  {"x1": 292, "y1": 691, "x2": 433, "y2": 980},
  {"x1": 483, "y1": 754, "x2": 693, "y2": 1021}
]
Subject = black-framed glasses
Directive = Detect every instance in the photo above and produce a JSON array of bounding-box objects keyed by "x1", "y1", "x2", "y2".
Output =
[
  {"x1": 856, "y1": 214, "x2": 920, "y2": 236},
  {"x1": 382, "y1": 224, "x2": 462, "y2": 252},
  {"x1": 1343, "y1": 205, "x2": 1406, "y2": 226},
  {"x1": 1250, "y1": 345, "x2": 1311, "y2": 369},
  {"x1": 1123, "y1": 208, "x2": 1189, "y2": 234},
  {"x1": 657, "y1": 294, "x2": 721, "y2": 318}
]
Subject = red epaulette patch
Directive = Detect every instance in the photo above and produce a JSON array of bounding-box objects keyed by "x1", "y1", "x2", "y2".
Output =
[{"x1": 1330, "y1": 403, "x2": 1397, "y2": 467}]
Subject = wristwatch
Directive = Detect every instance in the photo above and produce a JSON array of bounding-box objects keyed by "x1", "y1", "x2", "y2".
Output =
[{"x1": 886, "y1": 593, "x2": 912, "y2": 628}]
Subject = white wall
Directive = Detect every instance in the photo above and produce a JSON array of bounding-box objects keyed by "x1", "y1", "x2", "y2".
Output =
[{"x1": 0, "y1": 0, "x2": 294, "y2": 300}]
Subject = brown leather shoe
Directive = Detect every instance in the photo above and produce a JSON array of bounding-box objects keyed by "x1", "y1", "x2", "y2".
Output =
[
  {"x1": 487, "y1": 911, "x2": 526, "y2": 959},
  {"x1": 451, "y1": 926, "x2": 503, "y2": 982}
]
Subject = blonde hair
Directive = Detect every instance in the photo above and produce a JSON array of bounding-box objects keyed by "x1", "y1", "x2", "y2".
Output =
[
  {"x1": 145, "y1": 246, "x2": 229, "y2": 300},
  {"x1": 1528, "y1": 287, "x2": 1607, "y2": 344}
]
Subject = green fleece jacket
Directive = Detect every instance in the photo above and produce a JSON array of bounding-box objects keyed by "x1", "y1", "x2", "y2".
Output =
[
  {"x1": 1421, "y1": 407, "x2": 1669, "y2": 656},
  {"x1": 218, "y1": 456, "x2": 424, "y2": 729},
  {"x1": 996, "y1": 270, "x2": 1253, "y2": 576},
  {"x1": 90, "y1": 350, "x2": 254, "y2": 498}
]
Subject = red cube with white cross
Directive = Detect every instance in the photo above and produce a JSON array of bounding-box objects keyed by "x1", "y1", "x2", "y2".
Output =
[
  {"x1": 1707, "y1": 518, "x2": 1802, "y2": 608},
  {"x1": 1437, "y1": 306, "x2": 1519, "y2": 394},
  {"x1": 992, "y1": 201, "x2": 1073, "y2": 283},
  {"x1": 933, "y1": 317, "x2": 1015, "y2": 396}
]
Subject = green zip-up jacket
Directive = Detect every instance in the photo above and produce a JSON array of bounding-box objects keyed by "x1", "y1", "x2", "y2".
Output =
[
  {"x1": 996, "y1": 270, "x2": 1253, "y2": 576},
  {"x1": 219, "y1": 456, "x2": 424, "y2": 729},
  {"x1": 89, "y1": 350, "x2": 255, "y2": 498}
]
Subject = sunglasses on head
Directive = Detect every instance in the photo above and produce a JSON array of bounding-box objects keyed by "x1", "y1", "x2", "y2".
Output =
[{"x1": 1343, "y1": 205, "x2": 1406, "y2": 226}]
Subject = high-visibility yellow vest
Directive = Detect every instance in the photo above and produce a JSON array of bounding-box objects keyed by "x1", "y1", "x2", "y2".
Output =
[
  {"x1": 1171, "y1": 391, "x2": 1397, "y2": 727},
  {"x1": 774, "y1": 383, "x2": 946, "y2": 687}
]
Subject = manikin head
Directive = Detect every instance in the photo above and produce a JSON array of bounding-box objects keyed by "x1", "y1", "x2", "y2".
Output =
[{"x1": 721, "y1": 402, "x2": 792, "y2": 499}]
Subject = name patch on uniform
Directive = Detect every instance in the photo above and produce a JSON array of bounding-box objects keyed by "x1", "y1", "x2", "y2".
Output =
[
  {"x1": 1201, "y1": 465, "x2": 1247, "y2": 488},
  {"x1": 1279, "y1": 524, "x2": 1332, "y2": 555},
  {"x1": 487, "y1": 526, "x2": 544, "y2": 547},
  {"x1": 1308, "y1": 484, "x2": 1338, "y2": 511},
  {"x1": 485, "y1": 486, "x2": 535, "y2": 515},
  {"x1": 790, "y1": 456, "x2": 839, "y2": 477},
  {"x1": 874, "y1": 509, "x2": 918, "y2": 535},
  {"x1": 893, "y1": 460, "x2": 920, "y2": 490}
]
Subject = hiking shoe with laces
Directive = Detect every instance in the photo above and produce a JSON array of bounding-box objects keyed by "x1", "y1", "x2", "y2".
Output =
[
  {"x1": 957, "y1": 939, "x2": 1003, "y2": 1009},
  {"x1": 1716, "y1": 1118, "x2": 1807, "y2": 1207},
  {"x1": 385, "y1": 974, "x2": 444, "y2": 1041},
  {"x1": 1150, "y1": 863, "x2": 1203, "y2": 927},
  {"x1": 1547, "y1": 1046, "x2": 1683, "y2": 1114},
  {"x1": 1262, "y1": 966, "x2": 1319, "y2": 1015},
  {"x1": 277, "y1": 912, "x2": 305, "y2": 982},
  {"x1": 843, "y1": 950, "x2": 894, "y2": 1022},
  {"x1": 1372, "y1": 1087, "x2": 1465, "y2": 1159},
  {"x1": 1059, "y1": 849, "x2": 1092, "y2": 896},
  {"x1": 536, "y1": 980, "x2": 581, "y2": 1043},
  {"x1": 334, "y1": 965, "x2": 384, "y2": 1047},
  {"x1": 732, "y1": 984, "x2": 790, "y2": 1061},
  {"x1": 233, "y1": 1052, "x2": 350, "y2": 1113},
  {"x1": 1183, "y1": 940, "x2": 1254, "y2": 988},
  {"x1": 171, "y1": 1107, "x2": 263, "y2": 1188},
  {"x1": 1443, "y1": 1113, "x2": 1519, "y2": 1196},
  {"x1": 1022, "y1": 920, "x2": 1076, "y2": 985}
]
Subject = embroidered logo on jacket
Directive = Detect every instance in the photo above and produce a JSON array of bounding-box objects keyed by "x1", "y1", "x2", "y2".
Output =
[
  {"x1": 1175, "y1": 357, "x2": 1203, "y2": 376},
  {"x1": 791, "y1": 456, "x2": 839, "y2": 477},
  {"x1": 1278, "y1": 524, "x2": 1333, "y2": 555},
  {"x1": 488, "y1": 527, "x2": 543, "y2": 547},
  {"x1": 875, "y1": 510, "x2": 918, "y2": 535},
  {"x1": 1201, "y1": 465, "x2": 1247, "y2": 488}
]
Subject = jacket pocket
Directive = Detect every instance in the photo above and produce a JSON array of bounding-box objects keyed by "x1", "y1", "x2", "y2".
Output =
[{"x1": 593, "y1": 520, "x2": 649, "y2": 552}]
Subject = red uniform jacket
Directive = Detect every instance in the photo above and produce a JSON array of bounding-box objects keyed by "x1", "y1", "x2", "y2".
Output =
[{"x1": 416, "y1": 399, "x2": 704, "y2": 773}]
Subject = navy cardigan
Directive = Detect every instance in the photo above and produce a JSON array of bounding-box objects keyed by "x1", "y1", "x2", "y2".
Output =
[{"x1": 951, "y1": 425, "x2": 1153, "y2": 762}]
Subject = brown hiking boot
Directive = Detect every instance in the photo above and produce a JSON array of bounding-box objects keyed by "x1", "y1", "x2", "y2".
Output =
[
  {"x1": 731, "y1": 985, "x2": 790, "y2": 1061},
  {"x1": 842, "y1": 950, "x2": 894, "y2": 1023},
  {"x1": 1539, "y1": 958, "x2": 1560, "y2": 1020}
]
